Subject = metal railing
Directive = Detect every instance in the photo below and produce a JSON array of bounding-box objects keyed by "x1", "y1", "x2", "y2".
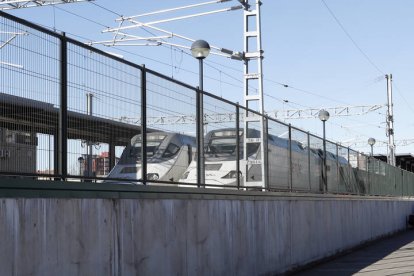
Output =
[{"x1": 0, "y1": 11, "x2": 413, "y2": 196}]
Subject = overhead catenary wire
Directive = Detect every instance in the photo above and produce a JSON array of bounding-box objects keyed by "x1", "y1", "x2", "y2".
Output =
[
  {"x1": 24, "y1": 10, "x2": 371, "y2": 110},
  {"x1": 53, "y1": 5, "x2": 110, "y2": 28},
  {"x1": 59, "y1": 1, "x2": 375, "y2": 108},
  {"x1": 25, "y1": 2, "x2": 389, "y2": 142},
  {"x1": 116, "y1": 31, "x2": 384, "y2": 137},
  {"x1": 320, "y1": 0, "x2": 384, "y2": 75},
  {"x1": 321, "y1": 0, "x2": 414, "y2": 117},
  {"x1": 89, "y1": 1, "x2": 122, "y2": 17},
  {"x1": 392, "y1": 82, "x2": 414, "y2": 115}
]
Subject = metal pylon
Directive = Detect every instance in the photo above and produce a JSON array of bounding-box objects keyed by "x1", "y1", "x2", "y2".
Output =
[
  {"x1": 386, "y1": 74, "x2": 396, "y2": 166},
  {"x1": 241, "y1": 0, "x2": 266, "y2": 188}
]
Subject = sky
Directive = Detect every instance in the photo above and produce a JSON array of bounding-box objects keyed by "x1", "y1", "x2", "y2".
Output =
[{"x1": 5, "y1": 0, "x2": 414, "y2": 155}]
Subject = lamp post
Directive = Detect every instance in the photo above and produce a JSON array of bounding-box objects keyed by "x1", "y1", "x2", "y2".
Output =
[
  {"x1": 368, "y1": 138, "x2": 376, "y2": 157},
  {"x1": 367, "y1": 137, "x2": 376, "y2": 192},
  {"x1": 191, "y1": 40, "x2": 210, "y2": 186},
  {"x1": 318, "y1": 109, "x2": 330, "y2": 193}
]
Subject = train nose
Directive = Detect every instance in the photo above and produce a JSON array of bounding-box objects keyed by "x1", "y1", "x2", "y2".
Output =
[{"x1": 108, "y1": 165, "x2": 142, "y2": 180}]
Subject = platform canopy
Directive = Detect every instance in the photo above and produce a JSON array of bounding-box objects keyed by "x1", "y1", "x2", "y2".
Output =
[{"x1": 0, "y1": 93, "x2": 154, "y2": 146}]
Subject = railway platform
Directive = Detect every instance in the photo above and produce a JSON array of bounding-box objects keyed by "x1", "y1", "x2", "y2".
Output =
[{"x1": 295, "y1": 230, "x2": 414, "y2": 275}]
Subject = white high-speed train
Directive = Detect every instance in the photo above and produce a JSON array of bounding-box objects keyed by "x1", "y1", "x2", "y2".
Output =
[
  {"x1": 179, "y1": 128, "x2": 350, "y2": 190},
  {"x1": 308, "y1": 147, "x2": 350, "y2": 191},
  {"x1": 107, "y1": 132, "x2": 196, "y2": 184},
  {"x1": 179, "y1": 128, "x2": 311, "y2": 187}
]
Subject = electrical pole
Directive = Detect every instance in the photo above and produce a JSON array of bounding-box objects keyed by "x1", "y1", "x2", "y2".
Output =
[
  {"x1": 386, "y1": 74, "x2": 396, "y2": 166},
  {"x1": 241, "y1": 0, "x2": 267, "y2": 188}
]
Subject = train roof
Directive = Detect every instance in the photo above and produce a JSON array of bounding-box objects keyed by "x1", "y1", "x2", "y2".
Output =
[{"x1": 205, "y1": 127, "x2": 305, "y2": 152}]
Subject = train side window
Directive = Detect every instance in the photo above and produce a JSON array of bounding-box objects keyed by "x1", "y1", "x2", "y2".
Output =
[{"x1": 163, "y1": 143, "x2": 180, "y2": 158}]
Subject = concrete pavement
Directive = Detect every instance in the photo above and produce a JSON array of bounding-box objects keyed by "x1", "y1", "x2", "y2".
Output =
[{"x1": 294, "y1": 230, "x2": 414, "y2": 275}]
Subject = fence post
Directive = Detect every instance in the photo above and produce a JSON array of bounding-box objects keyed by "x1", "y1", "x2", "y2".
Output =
[
  {"x1": 109, "y1": 138, "x2": 115, "y2": 172},
  {"x1": 368, "y1": 156, "x2": 371, "y2": 195},
  {"x1": 307, "y1": 132, "x2": 311, "y2": 191},
  {"x1": 264, "y1": 117, "x2": 269, "y2": 191},
  {"x1": 58, "y1": 32, "x2": 68, "y2": 180},
  {"x1": 336, "y1": 144, "x2": 339, "y2": 193},
  {"x1": 196, "y1": 86, "x2": 201, "y2": 188},
  {"x1": 367, "y1": 155, "x2": 371, "y2": 196},
  {"x1": 288, "y1": 124, "x2": 292, "y2": 192},
  {"x1": 348, "y1": 147, "x2": 353, "y2": 194},
  {"x1": 141, "y1": 65, "x2": 147, "y2": 185},
  {"x1": 236, "y1": 104, "x2": 241, "y2": 190}
]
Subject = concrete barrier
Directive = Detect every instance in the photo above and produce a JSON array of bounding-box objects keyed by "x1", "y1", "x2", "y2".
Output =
[{"x1": 0, "y1": 179, "x2": 413, "y2": 275}]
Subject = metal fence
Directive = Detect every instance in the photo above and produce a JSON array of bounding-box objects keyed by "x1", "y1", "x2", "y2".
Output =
[{"x1": 0, "y1": 11, "x2": 413, "y2": 196}]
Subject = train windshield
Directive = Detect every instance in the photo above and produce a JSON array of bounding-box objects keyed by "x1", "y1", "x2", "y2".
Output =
[
  {"x1": 207, "y1": 137, "x2": 237, "y2": 155},
  {"x1": 206, "y1": 130, "x2": 259, "y2": 160},
  {"x1": 128, "y1": 134, "x2": 166, "y2": 160}
]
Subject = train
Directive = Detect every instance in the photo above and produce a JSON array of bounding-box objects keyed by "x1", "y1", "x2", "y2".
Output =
[
  {"x1": 178, "y1": 128, "x2": 350, "y2": 190},
  {"x1": 106, "y1": 128, "x2": 367, "y2": 194},
  {"x1": 106, "y1": 131, "x2": 196, "y2": 184}
]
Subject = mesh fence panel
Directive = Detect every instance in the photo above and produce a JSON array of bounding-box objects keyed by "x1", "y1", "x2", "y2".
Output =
[
  {"x1": 403, "y1": 170, "x2": 414, "y2": 196},
  {"x1": 267, "y1": 119, "x2": 290, "y2": 190},
  {"x1": 0, "y1": 16, "x2": 59, "y2": 177},
  {"x1": 243, "y1": 114, "x2": 263, "y2": 187},
  {"x1": 66, "y1": 42, "x2": 141, "y2": 181},
  {"x1": 368, "y1": 157, "x2": 378, "y2": 195},
  {"x1": 1, "y1": 12, "x2": 414, "y2": 196},
  {"x1": 357, "y1": 153, "x2": 369, "y2": 195},
  {"x1": 202, "y1": 94, "x2": 238, "y2": 188},
  {"x1": 146, "y1": 72, "x2": 197, "y2": 185},
  {"x1": 337, "y1": 145, "x2": 353, "y2": 194},
  {"x1": 394, "y1": 166, "x2": 403, "y2": 196},
  {"x1": 375, "y1": 160, "x2": 388, "y2": 195},
  {"x1": 380, "y1": 162, "x2": 393, "y2": 196},
  {"x1": 291, "y1": 127, "x2": 310, "y2": 191},
  {"x1": 326, "y1": 141, "x2": 338, "y2": 193},
  {"x1": 309, "y1": 135, "x2": 323, "y2": 192}
]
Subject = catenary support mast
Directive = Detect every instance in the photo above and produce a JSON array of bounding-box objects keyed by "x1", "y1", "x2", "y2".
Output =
[
  {"x1": 240, "y1": 0, "x2": 266, "y2": 188},
  {"x1": 386, "y1": 74, "x2": 396, "y2": 166}
]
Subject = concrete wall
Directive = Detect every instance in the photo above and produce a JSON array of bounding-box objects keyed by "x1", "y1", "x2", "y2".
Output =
[{"x1": 0, "y1": 184, "x2": 413, "y2": 275}]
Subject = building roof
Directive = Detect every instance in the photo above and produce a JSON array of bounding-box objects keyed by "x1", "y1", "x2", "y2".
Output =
[{"x1": 373, "y1": 153, "x2": 414, "y2": 172}]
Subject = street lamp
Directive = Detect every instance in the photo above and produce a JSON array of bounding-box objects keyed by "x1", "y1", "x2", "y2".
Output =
[
  {"x1": 318, "y1": 109, "x2": 330, "y2": 193},
  {"x1": 368, "y1": 137, "x2": 376, "y2": 157},
  {"x1": 191, "y1": 40, "x2": 210, "y2": 186}
]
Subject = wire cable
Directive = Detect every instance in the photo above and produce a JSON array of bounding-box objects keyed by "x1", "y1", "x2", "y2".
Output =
[
  {"x1": 89, "y1": 1, "x2": 123, "y2": 17},
  {"x1": 25, "y1": 2, "x2": 389, "y2": 141},
  {"x1": 321, "y1": 0, "x2": 384, "y2": 75},
  {"x1": 53, "y1": 5, "x2": 110, "y2": 28},
  {"x1": 52, "y1": 2, "x2": 378, "y2": 110}
]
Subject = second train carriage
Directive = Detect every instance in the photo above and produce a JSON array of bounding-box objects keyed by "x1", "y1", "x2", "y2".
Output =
[
  {"x1": 105, "y1": 128, "x2": 354, "y2": 191},
  {"x1": 179, "y1": 128, "x2": 315, "y2": 187},
  {"x1": 179, "y1": 128, "x2": 352, "y2": 190}
]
